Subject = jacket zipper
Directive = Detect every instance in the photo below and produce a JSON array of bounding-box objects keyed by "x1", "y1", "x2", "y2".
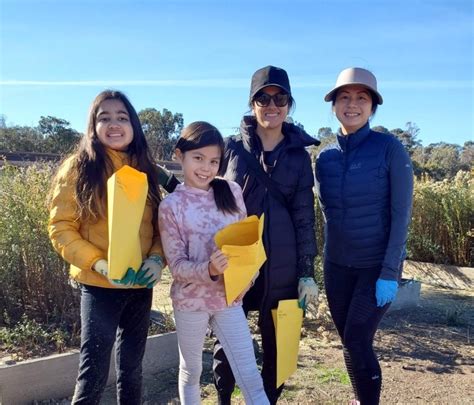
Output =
[{"x1": 341, "y1": 150, "x2": 347, "y2": 261}]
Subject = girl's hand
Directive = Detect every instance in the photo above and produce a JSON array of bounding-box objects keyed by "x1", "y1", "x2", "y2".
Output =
[
  {"x1": 135, "y1": 255, "x2": 165, "y2": 288},
  {"x1": 92, "y1": 259, "x2": 131, "y2": 288},
  {"x1": 208, "y1": 250, "x2": 228, "y2": 277}
]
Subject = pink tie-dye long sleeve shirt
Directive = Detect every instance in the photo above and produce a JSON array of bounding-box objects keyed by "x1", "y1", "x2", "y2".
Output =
[{"x1": 158, "y1": 180, "x2": 247, "y2": 311}]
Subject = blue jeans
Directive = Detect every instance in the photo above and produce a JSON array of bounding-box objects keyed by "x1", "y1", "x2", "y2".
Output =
[{"x1": 72, "y1": 285, "x2": 152, "y2": 405}]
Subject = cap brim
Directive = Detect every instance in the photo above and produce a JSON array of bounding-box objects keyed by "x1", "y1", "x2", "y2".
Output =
[{"x1": 324, "y1": 84, "x2": 383, "y2": 105}]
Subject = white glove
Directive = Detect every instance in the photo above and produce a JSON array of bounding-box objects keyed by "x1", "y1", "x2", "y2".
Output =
[
  {"x1": 298, "y1": 277, "x2": 319, "y2": 310},
  {"x1": 92, "y1": 259, "x2": 133, "y2": 288},
  {"x1": 135, "y1": 255, "x2": 165, "y2": 288},
  {"x1": 93, "y1": 259, "x2": 108, "y2": 277}
]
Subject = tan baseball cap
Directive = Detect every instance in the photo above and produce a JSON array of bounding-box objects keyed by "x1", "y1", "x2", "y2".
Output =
[{"x1": 324, "y1": 67, "x2": 383, "y2": 105}]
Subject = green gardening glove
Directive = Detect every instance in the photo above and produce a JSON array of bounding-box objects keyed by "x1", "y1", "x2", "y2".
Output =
[
  {"x1": 111, "y1": 268, "x2": 136, "y2": 286},
  {"x1": 298, "y1": 277, "x2": 319, "y2": 310},
  {"x1": 93, "y1": 260, "x2": 135, "y2": 288},
  {"x1": 134, "y1": 255, "x2": 165, "y2": 288}
]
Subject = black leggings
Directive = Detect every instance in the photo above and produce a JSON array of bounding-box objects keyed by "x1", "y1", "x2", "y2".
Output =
[{"x1": 324, "y1": 260, "x2": 390, "y2": 405}]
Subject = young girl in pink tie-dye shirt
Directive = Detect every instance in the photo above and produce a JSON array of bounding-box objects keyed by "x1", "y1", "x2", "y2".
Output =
[{"x1": 158, "y1": 121, "x2": 269, "y2": 405}]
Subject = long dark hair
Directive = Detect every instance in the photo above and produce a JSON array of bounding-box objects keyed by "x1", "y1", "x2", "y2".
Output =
[
  {"x1": 65, "y1": 90, "x2": 161, "y2": 220},
  {"x1": 176, "y1": 121, "x2": 239, "y2": 215}
]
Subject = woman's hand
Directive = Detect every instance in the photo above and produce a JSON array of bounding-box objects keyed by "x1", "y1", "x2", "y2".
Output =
[
  {"x1": 298, "y1": 277, "x2": 319, "y2": 310},
  {"x1": 375, "y1": 278, "x2": 398, "y2": 307},
  {"x1": 208, "y1": 250, "x2": 228, "y2": 277}
]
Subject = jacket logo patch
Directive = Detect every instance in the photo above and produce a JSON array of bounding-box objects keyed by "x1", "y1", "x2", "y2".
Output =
[{"x1": 349, "y1": 162, "x2": 362, "y2": 170}]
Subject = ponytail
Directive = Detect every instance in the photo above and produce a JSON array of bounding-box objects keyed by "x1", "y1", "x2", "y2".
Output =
[{"x1": 210, "y1": 178, "x2": 239, "y2": 215}]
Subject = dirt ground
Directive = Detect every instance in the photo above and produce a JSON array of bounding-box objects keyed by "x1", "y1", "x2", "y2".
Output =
[
  {"x1": 102, "y1": 261, "x2": 474, "y2": 405},
  {"x1": 33, "y1": 262, "x2": 474, "y2": 404}
]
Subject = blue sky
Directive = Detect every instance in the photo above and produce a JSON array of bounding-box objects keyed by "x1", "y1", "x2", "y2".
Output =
[{"x1": 1, "y1": 0, "x2": 473, "y2": 146}]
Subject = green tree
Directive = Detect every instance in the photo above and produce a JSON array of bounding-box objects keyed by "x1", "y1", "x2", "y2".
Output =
[
  {"x1": 0, "y1": 125, "x2": 43, "y2": 152},
  {"x1": 389, "y1": 122, "x2": 422, "y2": 155},
  {"x1": 423, "y1": 142, "x2": 462, "y2": 179},
  {"x1": 309, "y1": 127, "x2": 336, "y2": 160},
  {"x1": 460, "y1": 141, "x2": 474, "y2": 170},
  {"x1": 138, "y1": 108, "x2": 183, "y2": 160},
  {"x1": 38, "y1": 116, "x2": 81, "y2": 154},
  {"x1": 372, "y1": 125, "x2": 390, "y2": 134}
]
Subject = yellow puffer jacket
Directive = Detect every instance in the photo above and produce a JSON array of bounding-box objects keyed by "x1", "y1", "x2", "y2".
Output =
[{"x1": 48, "y1": 149, "x2": 163, "y2": 288}]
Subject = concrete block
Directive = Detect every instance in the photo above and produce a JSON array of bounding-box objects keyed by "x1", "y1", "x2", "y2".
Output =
[
  {"x1": 388, "y1": 278, "x2": 421, "y2": 312},
  {"x1": 0, "y1": 332, "x2": 178, "y2": 405}
]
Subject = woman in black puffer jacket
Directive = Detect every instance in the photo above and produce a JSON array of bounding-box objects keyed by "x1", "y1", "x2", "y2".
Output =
[{"x1": 213, "y1": 65, "x2": 320, "y2": 404}]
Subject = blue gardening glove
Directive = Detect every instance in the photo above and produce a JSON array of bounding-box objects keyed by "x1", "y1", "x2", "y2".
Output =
[
  {"x1": 298, "y1": 277, "x2": 319, "y2": 310},
  {"x1": 375, "y1": 278, "x2": 398, "y2": 307},
  {"x1": 135, "y1": 255, "x2": 165, "y2": 288},
  {"x1": 92, "y1": 259, "x2": 135, "y2": 288}
]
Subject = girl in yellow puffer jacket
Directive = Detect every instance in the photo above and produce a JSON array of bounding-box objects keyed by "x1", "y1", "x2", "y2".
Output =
[{"x1": 48, "y1": 90, "x2": 164, "y2": 404}]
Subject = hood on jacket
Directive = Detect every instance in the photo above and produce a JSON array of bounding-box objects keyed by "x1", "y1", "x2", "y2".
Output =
[{"x1": 238, "y1": 115, "x2": 320, "y2": 152}]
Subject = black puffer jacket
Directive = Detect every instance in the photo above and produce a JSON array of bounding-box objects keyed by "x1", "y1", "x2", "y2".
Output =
[{"x1": 221, "y1": 116, "x2": 319, "y2": 315}]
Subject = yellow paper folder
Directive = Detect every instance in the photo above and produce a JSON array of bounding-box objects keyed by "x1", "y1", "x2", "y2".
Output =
[
  {"x1": 107, "y1": 165, "x2": 148, "y2": 280},
  {"x1": 214, "y1": 215, "x2": 266, "y2": 305},
  {"x1": 272, "y1": 299, "x2": 304, "y2": 388}
]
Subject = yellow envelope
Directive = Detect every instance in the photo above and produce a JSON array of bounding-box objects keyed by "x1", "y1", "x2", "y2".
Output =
[
  {"x1": 214, "y1": 215, "x2": 266, "y2": 305},
  {"x1": 107, "y1": 165, "x2": 148, "y2": 280},
  {"x1": 272, "y1": 299, "x2": 304, "y2": 388}
]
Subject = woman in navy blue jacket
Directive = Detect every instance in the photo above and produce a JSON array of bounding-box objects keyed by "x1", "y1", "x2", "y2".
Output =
[{"x1": 315, "y1": 67, "x2": 413, "y2": 405}]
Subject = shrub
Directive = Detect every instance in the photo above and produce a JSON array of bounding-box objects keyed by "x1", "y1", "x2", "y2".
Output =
[
  {"x1": 0, "y1": 162, "x2": 80, "y2": 328},
  {"x1": 408, "y1": 171, "x2": 473, "y2": 266},
  {"x1": 0, "y1": 314, "x2": 80, "y2": 360}
]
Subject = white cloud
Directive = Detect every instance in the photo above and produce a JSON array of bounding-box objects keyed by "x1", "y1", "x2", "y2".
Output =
[
  {"x1": 0, "y1": 79, "x2": 248, "y2": 87},
  {"x1": 1, "y1": 79, "x2": 472, "y2": 90}
]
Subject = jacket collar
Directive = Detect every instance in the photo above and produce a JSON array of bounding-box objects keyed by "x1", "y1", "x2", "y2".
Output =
[
  {"x1": 239, "y1": 115, "x2": 319, "y2": 153},
  {"x1": 336, "y1": 122, "x2": 371, "y2": 151},
  {"x1": 106, "y1": 148, "x2": 131, "y2": 166}
]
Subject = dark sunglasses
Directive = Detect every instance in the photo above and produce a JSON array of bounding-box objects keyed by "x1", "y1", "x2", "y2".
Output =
[{"x1": 253, "y1": 92, "x2": 289, "y2": 107}]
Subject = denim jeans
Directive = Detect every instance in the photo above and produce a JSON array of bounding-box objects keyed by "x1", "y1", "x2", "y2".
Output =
[{"x1": 71, "y1": 284, "x2": 152, "y2": 405}]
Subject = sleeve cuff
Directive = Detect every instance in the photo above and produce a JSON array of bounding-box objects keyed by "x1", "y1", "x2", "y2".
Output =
[{"x1": 379, "y1": 266, "x2": 399, "y2": 281}]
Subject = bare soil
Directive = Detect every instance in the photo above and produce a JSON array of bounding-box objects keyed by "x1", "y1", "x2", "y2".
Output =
[
  {"x1": 117, "y1": 261, "x2": 473, "y2": 405},
  {"x1": 26, "y1": 262, "x2": 474, "y2": 403}
]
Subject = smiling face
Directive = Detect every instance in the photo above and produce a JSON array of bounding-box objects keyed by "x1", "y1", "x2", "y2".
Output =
[
  {"x1": 176, "y1": 145, "x2": 221, "y2": 191},
  {"x1": 252, "y1": 86, "x2": 289, "y2": 131},
  {"x1": 333, "y1": 84, "x2": 373, "y2": 135},
  {"x1": 95, "y1": 99, "x2": 134, "y2": 151}
]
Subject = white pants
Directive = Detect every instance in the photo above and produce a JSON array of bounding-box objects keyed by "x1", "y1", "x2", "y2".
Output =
[{"x1": 174, "y1": 305, "x2": 269, "y2": 405}]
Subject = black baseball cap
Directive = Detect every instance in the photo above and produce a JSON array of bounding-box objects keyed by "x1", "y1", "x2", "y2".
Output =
[{"x1": 249, "y1": 66, "x2": 291, "y2": 100}]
